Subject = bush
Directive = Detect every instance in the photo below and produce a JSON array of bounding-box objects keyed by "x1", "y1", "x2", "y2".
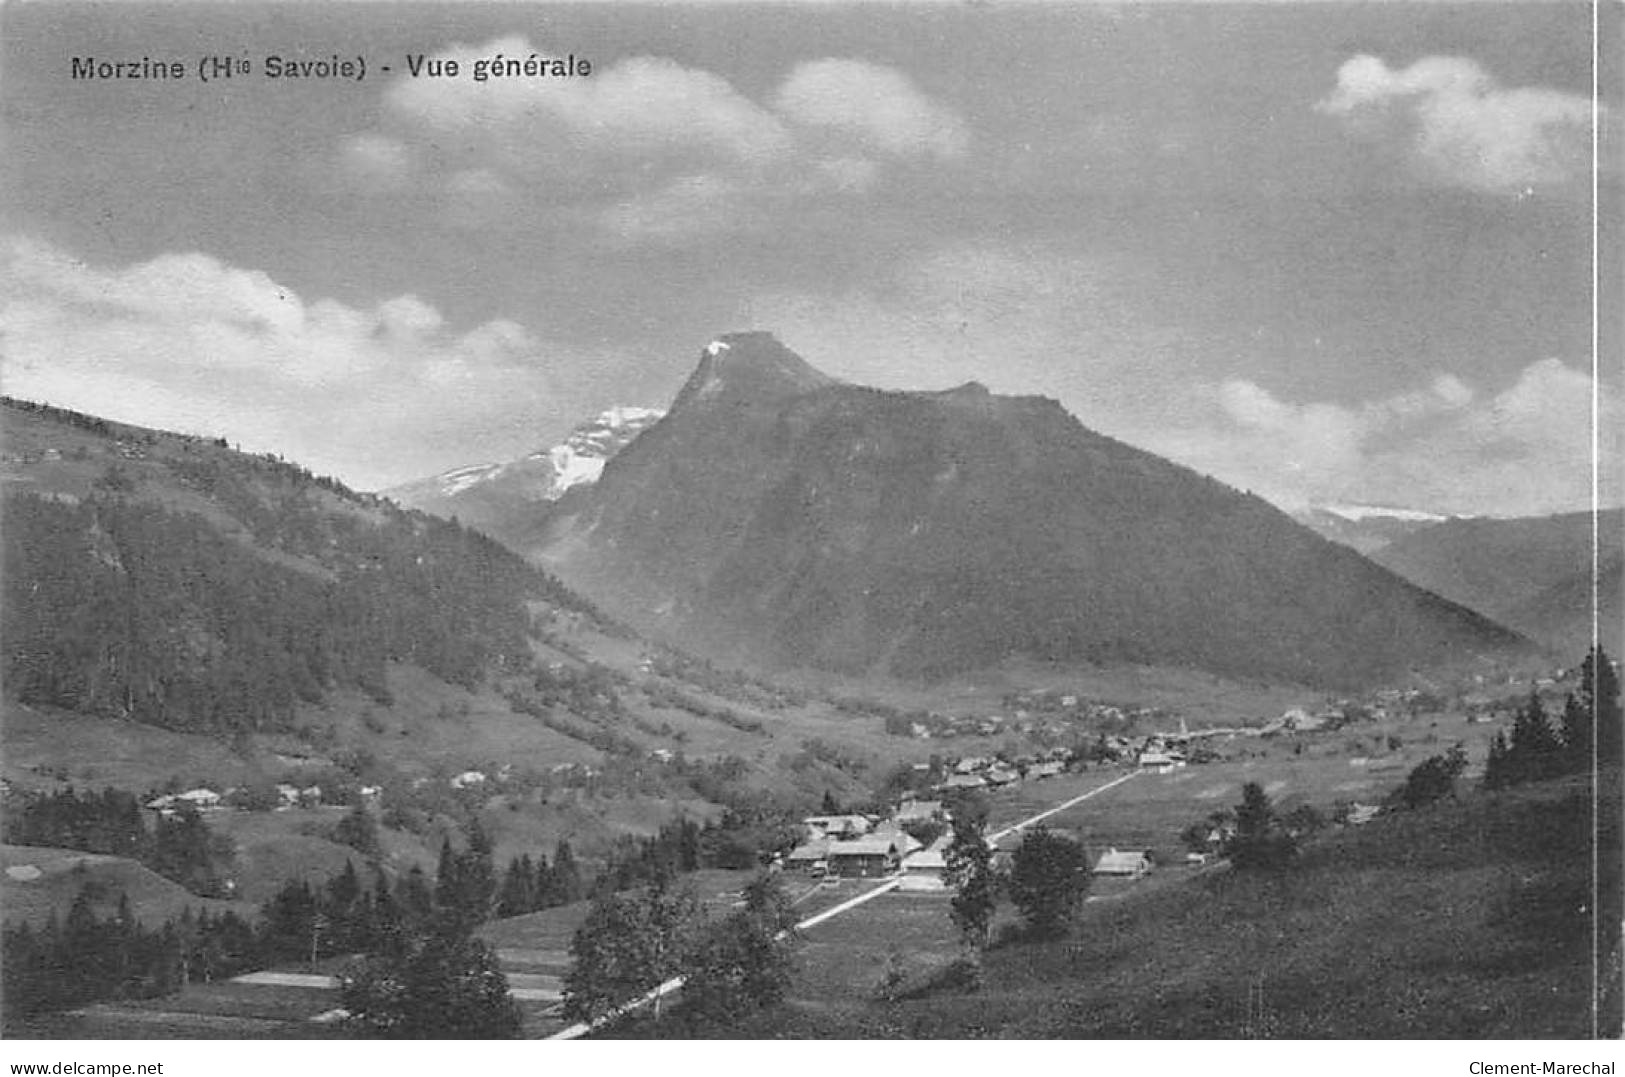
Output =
[
  {"x1": 1392, "y1": 744, "x2": 1468, "y2": 810},
  {"x1": 935, "y1": 955, "x2": 983, "y2": 993}
]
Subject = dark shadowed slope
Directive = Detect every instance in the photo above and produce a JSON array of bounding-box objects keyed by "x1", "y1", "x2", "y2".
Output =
[
  {"x1": 0, "y1": 396, "x2": 602, "y2": 738},
  {"x1": 1372, "y1": 510, "x2": 1624, "y2": 656},
  {"x1": 530, "y1": 333, "x2": 1527, "y2": 688}
]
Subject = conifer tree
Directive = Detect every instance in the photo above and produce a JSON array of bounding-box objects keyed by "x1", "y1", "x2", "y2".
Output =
[
  {"x1": 944, "y1": 793, "x2": 997, "y2": 952},
  {"x1": 1509, "y1": 690, "x2": 1562, "y2": 784},
  {"x1": 1226, "y1": 782, "x2": 1295, "y2": 870}
]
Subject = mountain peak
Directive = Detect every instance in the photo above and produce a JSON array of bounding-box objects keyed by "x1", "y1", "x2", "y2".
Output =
[{"x1": 672, "y1": 332, "x2": 837, "y2": 411}]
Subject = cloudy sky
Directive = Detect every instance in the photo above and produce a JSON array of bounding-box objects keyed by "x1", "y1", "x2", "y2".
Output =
[{"x1": 2, "y1": 2, "x2": 1619, "y2": 516}]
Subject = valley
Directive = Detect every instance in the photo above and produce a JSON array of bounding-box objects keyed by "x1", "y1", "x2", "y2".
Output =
[{"x1": 1, "y1": 361, "x2": 1614, "y2": 1042}]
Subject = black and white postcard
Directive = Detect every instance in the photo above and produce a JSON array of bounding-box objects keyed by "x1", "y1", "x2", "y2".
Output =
[{"x1": 0, "y1": 0, "x2": 1619, "y2": 1063}]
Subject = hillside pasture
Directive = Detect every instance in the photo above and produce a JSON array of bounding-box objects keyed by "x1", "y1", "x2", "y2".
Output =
[
  {"x1": 2, "y1": 701, "x2": 258, "y2": 795},
  {"x1": 731, "y1": 771, "x2": 1615, "y2": 1039},
  {"x1": 0, "y1": 844, "x2": 252, "y2": 928}
]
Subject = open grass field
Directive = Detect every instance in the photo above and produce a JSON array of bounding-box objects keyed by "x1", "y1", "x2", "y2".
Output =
[
  {"x1": 209, "y1": 812, "x2": 379, "y2": 905},
  {"x1": 6, "y1": 973, "x2": 349, "y2": 1040},
  {"x1": 2, "y1": 702, "x2": 259, "y2": 795},
  {"x1": 10, "y1": 910, "x2": 597, "y2": 1040},
  {"x1": 0, "y1": 844, "x2": 254, "y2": 928},
  {"x1": 776, "y1": 659, "x2": 1321, "y2": 732},
  {"x1": 791, "y1": 890, "x2": 964, "y2": 1002},
  {"x1": 984, "y1": 713, "x2": 1507, "y2": 863}
]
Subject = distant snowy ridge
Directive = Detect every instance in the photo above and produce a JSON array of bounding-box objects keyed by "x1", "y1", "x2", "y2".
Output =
[
  {"x1": 1292, "y1": 501, "x2": 1460, "y2": 555},
  {"x1": 1317, "y1": 502, "x2": 1451, "y2": 523},
  {"x1": 437, "y1": 462, "x2": 504, "y2": 496},
  {"x1": 392, "y1": 406, "x2": 665, "y2": 506}
]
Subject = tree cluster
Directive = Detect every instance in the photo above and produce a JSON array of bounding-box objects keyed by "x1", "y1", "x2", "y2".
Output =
[
  {"x1": 561, "y1": 871, "x2": 797, "y2": 1031},
  {"x1": 1006, "y1": 826, "x2": 1090, "y2": 938},
  {"x1": 1224, "y1": 782, "x2": 1297, "y2": 871},
  {"x1": 1391, "y1": 744, "x2": 1469, "y2": 809},
  {"x1": 495, "y1": 840, "x2": 585, "y2": 918},
  {"x1": 2, "y1": 786, "x2": 147, "y2": 857},
  {"x1": 2, "y1": 891, "x2": 257, "y2": 1021},
  {"x1": 1486, "y1": 647, "x2": 1621, "y2": 790},
  {"x1": 588, "y1": 808, "x2": 801, "y2": 895},
  {"x1": 340, "y1": 916, "x2": 520, "y2": 1039},
  {"x1": 2, "y1": 818, "x2": 570, "y2": 1032},
  {"x1": 3, "y1": 789, "x2": 236, "y2": 898}
]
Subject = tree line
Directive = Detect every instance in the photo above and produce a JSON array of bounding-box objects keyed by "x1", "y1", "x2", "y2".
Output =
[
  {"x1": 1485, "y1": 647, "x2": 1620, "y2": 790},
  {"x1": 4, "y1": 789, "x2": 237, "y2": 898}
]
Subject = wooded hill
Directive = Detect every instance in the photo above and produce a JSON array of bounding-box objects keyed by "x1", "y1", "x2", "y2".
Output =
[{"x1": 1, "y1": 397, "x2": 605, "y2": 738}]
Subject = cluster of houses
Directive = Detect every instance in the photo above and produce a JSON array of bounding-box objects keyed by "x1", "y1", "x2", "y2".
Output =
[
  {"x1": 425, "y1": 761, "x2": 602, "y2": 792},
  {"x1": 144, "y1": 788, "x2": 224, "y2": 816},
  {"x1": 780, "y1": 794, "x2": 1171, "y2": 893},
  {"x1": 931, "y1": 751, "x2": 1070, "y2": 794},
  {"x1": 780, "y1": 800, "x2": 955, "y2": 888},
  {"x1": 897, "y1": 696, "x2": 1171, "y2": 741},
  {"x1": 1003, "y1": 691, "x2": 1170, "y2": 724},
  {"x1": 143, "y1": 782, "x2": 382, "y2": 816}
]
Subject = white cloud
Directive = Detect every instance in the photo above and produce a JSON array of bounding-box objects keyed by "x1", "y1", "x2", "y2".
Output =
[
  {"x1": 340, "y1": 133, "x2": 414, "y2": 192},
  {"x1": 341, "y1": 37, "x2": 969, "y2": 239},
  {"x1": 384, "y1": 40, "x2": 793, "y2": 176},
  {"x1": 0, "y1": 237, "x2": 567, "y2": 489},
  {"x1": 597, "y1": 173, "x2": 753, "y2": 245},
  {"x1": 1317, "y1": 53, "x2": 1597, "y2": 195},
  {"x1": 1149, "y1": 360, "x2": 1617, "y2": 516},
  {"x1": 814, "y1": 156, "x2": 882, "y2": 194},
  {"x1": 774, "y1": 59, "x2": 968, "y2": 160}
]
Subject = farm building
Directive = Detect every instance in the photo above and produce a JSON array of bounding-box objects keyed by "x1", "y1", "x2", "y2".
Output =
[
  {"x1": 940, "y1": 773, "x2": 986, "y2": 792},
  {"x1": 826, "y1": 836, "x2": 909, "y2": 877},
  {"x1": 1094, "y1": 848, "x2": 1153, "y2": 878},
  {"x1": 893, "y1": 799, "x2": 944, "y2": 824},
  {"x1": 985, "y1": 765, "x2": 1019, "y2": 786},
  {"x1": 801, "y1": 814, "x2": 873, "y2": 840},
  {"x1": 867, "y1": 822, "x2": 923, "y2": 857},
  {"x1": 785, "y1": 839, "x2": 831, "y2": 872},
  {"x1": 897, "y1": 836, "x2": 953, "y2": 892},
  {"x1": 147, "y1": 788, "x2": 223, "y2": 815}
]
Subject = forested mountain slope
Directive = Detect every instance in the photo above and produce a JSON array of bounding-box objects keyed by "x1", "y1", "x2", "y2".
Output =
[{"x1": 1, "y1": 397, "x2": 602, "y2": 737}]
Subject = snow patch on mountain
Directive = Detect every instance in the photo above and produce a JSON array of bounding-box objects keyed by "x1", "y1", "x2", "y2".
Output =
[
  {"x1": 438, "y1": 463, "x2": 503, "y2": 496},
  {"x1": 547, "y1": 444, "x2": 608, "y2": 493},
  {"x1": 1318, "y1": 502, "x2": 1450, "y2": 523},
  {"x1": 401, "y1": 406, "x2": 667, "y2": 506}
]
